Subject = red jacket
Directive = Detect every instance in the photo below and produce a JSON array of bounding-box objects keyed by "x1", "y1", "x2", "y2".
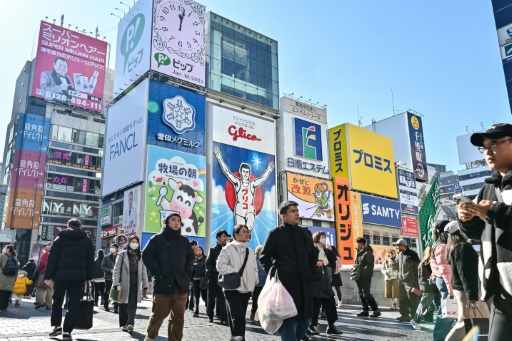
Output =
[{"x1": 37, "y1": 251, "x2": 49, "y2": 272}]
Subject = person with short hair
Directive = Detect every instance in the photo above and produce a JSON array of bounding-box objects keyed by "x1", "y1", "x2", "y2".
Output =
[
  {"x1": 381, "y1": 249, "x2": 399, "y2": 310},
  {"x1": 35, "y1": 242, "x2": 53, "y2": 309},
  {"x1": 0, "y1": 245, "x2": 19, "y2": 312},
  {"x1": 191, "y1": 246, "x2": 207, "y2": 317},
  {"x1": 260, "y1": 201, "x2": 317, "y2": 341},
  {"x1": 91, "y1": 249, "x2": 105, "y2": 307},
  {"x1": 21, "y1": 258, "x2": 36, "y2": 298},
  {"x1": 353, "y1": 237, "x2": 381, "y2": 318},
  {"x1": 393, "y1": 238, "x2": 420, "y2": 322},
  {"x1": 40, "y1": 57, "x2": 75, "y2": 94},
  {"x1": 217, "y1": 224, "x2": 258, "y2": 341},
  {"x1": 45, "y1": 218, "x2": 95, "y2": 340},
  {"x1": 102, "y1": 243, "x2": 119, "y2": 313},
  {"x1": 142, "y1": 213, "x2": 195, "y2": 341},
  {"x1": 206, "y1": 229, "x2": 229, "y2": 323}
]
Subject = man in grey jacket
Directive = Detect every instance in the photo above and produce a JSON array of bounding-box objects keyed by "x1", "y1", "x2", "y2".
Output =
[{"x1": 101, "y1": 243, "x2": 118, "y2": 313}]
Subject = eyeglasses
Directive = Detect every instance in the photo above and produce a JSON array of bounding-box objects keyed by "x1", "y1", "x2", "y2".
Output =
[{"x1": 478, "y1": 139, "x2": 512, "y2": 153}]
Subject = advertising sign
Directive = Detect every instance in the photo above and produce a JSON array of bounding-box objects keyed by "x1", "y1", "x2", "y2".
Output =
[
  {"x1": 372, "y1": 245, "x2": 396, "y2": 265},
  {"x1": 211, "y1": 105, "x2": 277, "y2": 249},
  {"x1": 48, "y1": 148, "x2": 102, "y2": 172},
  {"x1": 328, "y1": 124, "x2": 349, "y2": 179},
  {"x1": 151, "y1": 0, "x2": 206, "y2": 87},
  {"x1": 334, "y1": 178, "x2": 355, "y2": 265},
  {"x1": 360, "y1": 194, "x2": 401, "y2": 228},
  {"x1": 5, "y1": 189, "x2": 42, "y2": 229},
  {"x1": 102, "y1": 79, "x2": 148, "y2": 196},
  {"x1": 114, "y1": 0, "x2": 152, "y2": 95},
  {"x1": 397, "y1": 168, "x2": 418, "y2": 215},
  {"x1": 123, "y1": 187, "x2": 139, "y2": 235},
  {"x1": 302, "y1": 226, "x2": 336, "y2": 247},
  {"x1": 145, "y1": 146, "x2": 207, "y2": 236},
  {"x1": 100, "y1": 205, "x2": 111, "y2": 226},
  {"x1": 419, "y1": 177, "x2": 439, "y2": 251},
  {"x1": 402, "y1": 217, "x2": 419, "y2": 237},
  {"x1": 147, "y1": 81, "x2": 206, "y2": 154},
  {"x1": 285, "y1": 173, "x2": 334, "y2": 222},
  {"x1": 11, "y1": 150, "x2": 46, "y2": 190},
  {"x1": 42, "y1": 199, "x2": 97, "y2": 218},
  {"x1": 101, "y1": 224, "x2": 120, "y2": 239},
  {"x1": 498, "y1": 23, "x2": 512, "y2": 46},
  {"x1": 32, "y1": 21, "x2": 107, "y2": 113},
  {"x1": 281, "y1": 97, "x2": 327, "y2": 124},
  {"x1": 15, "y1": 114, "x2": 51, "y2": 153},
  {"x1": 407, "y1": 113, "x2": 428, "y2": 182},
  {"x1": 351, "y1": 191, "x2": 363, "y2": 246},
  {"x1": 347, "y1": 124, "x2": 397, "y2": 198}
]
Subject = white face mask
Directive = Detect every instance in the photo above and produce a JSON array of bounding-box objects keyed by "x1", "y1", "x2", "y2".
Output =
[
  {"x1": 19, "y1": 274, "x2": 25, "y2": 277},
  {"x1": 319, "y1": 238, "x2": 326, "y2": 245},
  {"x1": 129, "y1": 243, "x2": 139, "y2": 250},
  {"x1": 110, "y1": 248, "x2": 116, "y2": 253}
]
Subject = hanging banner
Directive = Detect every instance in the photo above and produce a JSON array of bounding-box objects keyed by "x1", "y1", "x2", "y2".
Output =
[
  {"x1": 334, "y1": 178, "x2": 355, "y2": 265},
  {"x1": 419, "y1": 177, "x2": 440, "y2": 251},
  {"x1": 351, "y1": 191, "x2": 363, "y2": 248},
  {"x1": 285, "y1": 173, "x2": 334, "y2": 222},
  {"x1": 402, "y1": 217, "x2": 419, "y2": 237},
  {"x1": 397, "y1": 168, "x2": 419, "y2": 215}
]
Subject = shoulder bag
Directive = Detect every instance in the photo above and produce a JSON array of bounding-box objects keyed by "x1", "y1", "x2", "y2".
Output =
[{"x1": 218, "y1": 249, "x2": 249, "y2": 290}]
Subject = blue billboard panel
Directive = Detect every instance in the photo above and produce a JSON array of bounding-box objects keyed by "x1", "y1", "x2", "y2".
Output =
[
  {"x1": 407, "y1": 113, "x2": 428, "y2": 182},
  {"x1": 361, "y1": 194, "x2": 401, "y2": 228},
  {"x1": 302, "y1": 225, "x2": 336, "y2": 248},
  {"x1": 15, "y1": 113, "x2": 51, "y2": 153},
  {"x1": 147, "y1": 80, "x2": 206, "y2": 155}
]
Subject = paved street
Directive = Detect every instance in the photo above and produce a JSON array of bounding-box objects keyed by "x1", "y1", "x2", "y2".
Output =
[{"x1": 0, "y1": 297, "x2": 435, "y2": 341}]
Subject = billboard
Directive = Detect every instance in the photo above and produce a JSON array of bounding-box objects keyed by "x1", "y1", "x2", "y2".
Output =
[
  {"x1": 102, "y1": 79, "x2": 148, "y2": 196},
  {"x1": 5, "y1": 189, "x2": 43, "y2": 230},
  {"x1": 285, "y1": 173, "x2": 334, "y2": 222},
  {"x1": 123, "y1": 187, "x2": 139, "y2": 236},
  {"x1": 15, "y1": 114, "x2": 51, "y2": 153},
  {"x1": 11, "y1": 150, "x2": 46, "y2": 190},
  {"x1": 147, "y1": 81, "x2": 206, "y2": 154},
  {"x1": 402, "y1": 217, "x2": 419, "y2": 237},
  {"x1": 211, "y1": 104, "x2": 276, "y2": 249},
  {"x1": 145, "y1": 146, "x2": 206, "y2": 236},
  {"x1": 151, "y1": 0, "x2": 206, "y2": 87},
  {"x1": 278, "y1": 97, "x2": 329, "y2": 178},
  {"x1": 397, "y1": 168, "x2": 418, "y2": 215},
  {"x1": 351, "y1": 191, "x2": 364, "y2": 246},
  {"x1": 334, "y1": 178, "x2": 355, "y2": 265},
  {"x1": 302, "y1": 226, "x2": 336, "y2": 247},
  {"x1": 100, "y1": 205, "x2": 111, "y2": 226},
  {"x1": 114, "y1": 0, "x2": 152, "y2": 95},
  {"x1": 419, "y1": 177, "x2": 439, "y2": 251},
  {"x1": 32, "y1": 21, "x2": 107, "y2": 113},
  {"x1": 360, "y1": 194, "x2": 401, "y2": 228},
  {"x1": 407, "y1": 113, "x2": 428, "y2": 182},
  {"x1": 328, "y1": 124, "x2": 350, "y2": 180}
]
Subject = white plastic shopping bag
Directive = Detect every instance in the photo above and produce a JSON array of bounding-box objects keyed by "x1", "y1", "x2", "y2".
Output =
[
  {"x1": 441, "y1": 297, "x2": 458, "y2": 318},
  {"x1": 258, "y1": 269, "x2": 297, "y2": 320}
]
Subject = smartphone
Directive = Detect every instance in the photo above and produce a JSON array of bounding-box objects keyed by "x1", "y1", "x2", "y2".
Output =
[{"x1": 453, "y1": 194, "x2": 472, "y2": 203}]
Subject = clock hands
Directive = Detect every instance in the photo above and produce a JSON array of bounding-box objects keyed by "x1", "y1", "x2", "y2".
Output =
[{"x1": 178, "y1": 8, "x2": 185, "y2": 31}]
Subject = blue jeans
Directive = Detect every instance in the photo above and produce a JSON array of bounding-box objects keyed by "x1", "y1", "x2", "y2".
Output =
[
  {"x1": 433, "y1": 277, "x2": 455, "y2": 341},
  {"x1": 279, "y1": 317, "x2": 311, "y2": 341}
]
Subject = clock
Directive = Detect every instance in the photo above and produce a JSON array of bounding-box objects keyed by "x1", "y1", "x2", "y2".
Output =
[{"x1": 154, "y1": 0, "x2": 205, "y2": 54}]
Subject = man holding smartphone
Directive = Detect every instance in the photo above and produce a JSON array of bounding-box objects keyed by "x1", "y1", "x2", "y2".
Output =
[{"x1": 457, "y1": 123, "x2": 512, "y2": 341}]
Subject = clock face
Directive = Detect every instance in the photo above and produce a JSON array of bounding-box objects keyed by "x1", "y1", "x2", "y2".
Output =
[{"x1": 155, "y1": 0, "x2": 204, "y2": 54}]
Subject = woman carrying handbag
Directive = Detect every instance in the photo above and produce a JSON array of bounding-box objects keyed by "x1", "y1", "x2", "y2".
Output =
[
  {"x1": 217, "y1": 225, "x2": 259, "y2": 341},
  {"x1": 113, "y1": 235, "x2": 148, "y2": 334}
]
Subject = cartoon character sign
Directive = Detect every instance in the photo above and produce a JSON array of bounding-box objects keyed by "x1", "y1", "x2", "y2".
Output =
[
  {"x1": 312, "y1": 182, "x2": 333, "y2": 219},
  {"x1": 286, "y1": 174, "x2": 335, "y2": 222},
  {"x1": 145, "y1": 146, "x2": 206, "y2": 235},
  {"x1": 211, "y1": 142, "x2": 276, "y2": 248}
]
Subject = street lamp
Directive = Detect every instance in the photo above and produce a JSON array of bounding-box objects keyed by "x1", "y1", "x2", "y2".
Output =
[
  {"x1": 115, "y1": 7, "x2": 126, "y2": 16},
  {"x1": 120, "y1": 2, "x2": 131, "y2": 10},
  {"x1": 110, "y1": 13, "x2": 122, "y2": 21}
]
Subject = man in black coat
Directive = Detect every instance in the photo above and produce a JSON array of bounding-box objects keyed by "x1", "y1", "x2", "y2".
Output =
[
  {"x1": 260, "y1": 201, "x2": 317, "y2": 341},
  {"x1": 101, "y1": 243, "x2": 119, "y2": 312},
  {"x1": 142, "y1": 212, "x2": 195, "y2": 341},
  {"x1": 45, "y1": 219, "x2": 94, "y2": 340},
  {"x1": 394, "y1": 238, "x2": 420, "y2": 322},
  {"x1": 205, "y1": 229, "x2": 229, "y2": 323},
  {"x1": 354, "y1": 238, "x2": 381, "y2": 317}
]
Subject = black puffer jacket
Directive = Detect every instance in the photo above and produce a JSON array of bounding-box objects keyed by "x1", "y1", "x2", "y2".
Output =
[
  {"x1": 449, "y1": 242, "x2": 479, "y2": 301},
  {"x1": 192, "y1": 257, "x2": 206, "y2": 279},
  {"x1": 355, "y1": 245, "x2": 375, "y2": 279},
  {"x1": 206, "y1": 243, "x2": 223, "y2": 280},
  {"x1": 397, "y1": 248, "x2": 420, "y2": 289},
  {"x1": 44, "y1": 228, "x2": 94, "y2": 281},
  {"x1": 92, "y1": 258, "x2": 104, "y2": 279},
  {"x1": 142, "y1": 226, "x2": 195, "y2": 294},
  {"x1": 22, "y1": 261, "x2": 37, "y2": 281}
]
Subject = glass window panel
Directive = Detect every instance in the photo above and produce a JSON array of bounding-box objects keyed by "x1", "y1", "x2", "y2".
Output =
[
  {"x1": 58, "y1": 127, "x2": 72, "y2": 142},
  {"x1": 50, "y1": 125, "x2": 59, "y2": 140}
]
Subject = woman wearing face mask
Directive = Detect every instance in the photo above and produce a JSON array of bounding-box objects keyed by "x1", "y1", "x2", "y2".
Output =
[
  {"x1": 112, "y1": 236, "x2": 148, "y2": 334},
  {"x1": 191, "y1": 246, "x2": 208, "y2": 317},
  {"x1": 309, "y1": 232, "x2": 343, "y2": 336},
  {"x1": 0, "y1": 245, "x2": 19, "y2": 312}
]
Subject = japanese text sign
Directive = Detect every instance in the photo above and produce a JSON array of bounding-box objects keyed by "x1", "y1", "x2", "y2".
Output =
[
  {"x1": 407, "y1": 113, "x2": 428, "y2": 182},
  {"x1": 397, "y1": 168, "x2": 419, "y2": 215},
  {"x1": 402, "y1": 217, "x2": 419, "y2": 237},
  {"x1": 285, "y1": 173, "x2": 334, "y2": 222},
  {"x1": 328, "y1": 124, "x2": 350, "y2": 180},
  {"x1": 334, "y1": 178, "x2": 355, "y2": 265}
]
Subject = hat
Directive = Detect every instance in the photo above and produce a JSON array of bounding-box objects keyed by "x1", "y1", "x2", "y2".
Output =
[
  {"x1": 166, "y1": 212, "x2": 181, "y2": 222},
  {"x1": 393, "y1": 238, "x2": 408, "y2": 246},
  {"x1": 279, "y1": 200, "x2": 298, "y2": 214},
  {"x1": 470, "y1": 123, "x2": 512, "y2": 147},
  {"x1": 445, "y1": 221, "x2": 460, "y2": 235}
]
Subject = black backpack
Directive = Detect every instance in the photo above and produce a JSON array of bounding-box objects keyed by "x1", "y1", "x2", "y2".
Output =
[{"x1": 1, "y1": 255, "x2": 18, "y2": 276}]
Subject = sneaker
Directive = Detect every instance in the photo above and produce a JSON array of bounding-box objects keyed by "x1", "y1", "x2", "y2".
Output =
[
  {"x1": 356, "y1": 310, "x2": 369, "y2": 317},
  {"x1": 326, "y1": 324, "x2": 343, "y2": 335},
  {"x1": 308, "y1": 325, "x2": 319, "y2": 335},
  {"x1": 35, "y1": 302, "x2": 46, "y2": 309},
  {"x1": 127, "y1": 325, "x2": 133, "y2": 334},
  {"x1": 62, "y1": 332, "x2": 72, "y2": 340},
  {"x1": 49, "y1": 327, "x2": 62, "y2": 337},
  {"x1": 410, "y1": 319, "x2": 420, "y2": 330},
  {"x1": 370, "y1": 310, "x2": 381, "y2": 317},
  {"x1": 337, "y1": 300, "x2": 343, "y2": 309},
  {"x1": 104, "y1": 307, "x2": 110, "y2": 312},
  {"x1": 396, "y1": 315, "x2": 410, "y2": 322},
  {"x1": 122, "y1": 326, "x2": 128, "y2": 332}
]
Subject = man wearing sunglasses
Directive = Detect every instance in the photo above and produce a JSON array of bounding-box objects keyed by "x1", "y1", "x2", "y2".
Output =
[{"x1": 457, "y1": 123, "x2": 512, "y2": 341}]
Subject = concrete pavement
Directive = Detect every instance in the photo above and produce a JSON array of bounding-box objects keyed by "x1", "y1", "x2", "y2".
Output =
[{"x1": 0, "y1": 296, "x2": 435, "y2": 340}]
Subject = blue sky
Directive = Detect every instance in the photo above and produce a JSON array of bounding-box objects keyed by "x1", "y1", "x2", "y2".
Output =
[{"x1": 1, "y1": 0, "x2": 510, "y2": 171}]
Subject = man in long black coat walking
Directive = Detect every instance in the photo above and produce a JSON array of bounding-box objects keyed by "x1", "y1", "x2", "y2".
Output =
[{"x1": 260, "y1": 201, "x2": 317, "y2": 341}]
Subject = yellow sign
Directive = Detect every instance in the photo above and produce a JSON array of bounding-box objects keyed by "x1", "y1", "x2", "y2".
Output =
[
  {"x1": 328, "y1": 124, "x2": 350, "y2": 179},
  {"x1": 286, "y1": 173, "x2": 334, "y2": 222},
  {"x1": 346, "y1": 124, "x2": 397, "y2": 198}
]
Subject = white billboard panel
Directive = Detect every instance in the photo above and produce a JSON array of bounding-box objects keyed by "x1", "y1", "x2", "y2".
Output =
[
  {"x1": 498, "y1": 23, "x2": 512, "y2": 46},
  {"x1": 151, "y1": 0, "x2": 206, "y2": 87},
  {"x1": 102, "y1": 79, "x2": 149, "y2": 196},
  {"x1": 123, "y1": 186, "x2": 139, "y2": 236},
  {"x1": 456, "y1": 132, "x2": 484, "y2": 165},
  {"x1": 114, "y1": 0, "x2": 152, "y2": 96}
]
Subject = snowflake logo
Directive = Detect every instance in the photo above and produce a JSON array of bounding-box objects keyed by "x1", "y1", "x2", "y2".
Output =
[{"x1": 162, "y1": 95, "x2": 196, "y2": 134}]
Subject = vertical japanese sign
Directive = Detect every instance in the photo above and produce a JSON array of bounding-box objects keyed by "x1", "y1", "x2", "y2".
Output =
[
  {"x1": 151, "y1": 0, "x2": 206, "y2": 87},
  {"x1": 419, "y1": 177, "x2": 439, "y2": 251},
  {"x1": 285, "y1": 173, "x2": 334, "y2": 222},
  {"x1": 6, "y1": 114, "x2": 50, "y2": 230},
  {"x1": 32, "y1": 21, "x2": 107, "y2": 113},
  {"x1": 351, "y1": 192, "x2": 363, "y2": 248},
  {"x1": 123, "y1": 187, "x2": 139, "y2": 236},
  {"x1": 100, "y1": 205, "x2": 111, "y2": 226},
  {"x1": 145, "y1": 146, "x2": 206, "y2": 236},
  {"x1": 397, "y1": 168, "x2": 419, "y2": 215},
  {"x1": 407, "y1": 112, "x2": 428, "y2": 182},
  {"x1": 328, "y1": 124, "x2": 349, "y2": 179},
  {"x1": 334, "y1": 178, "x2": 355, "y2": 265}
]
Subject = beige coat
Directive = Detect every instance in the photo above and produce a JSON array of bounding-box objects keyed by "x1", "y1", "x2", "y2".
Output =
[
  {"x1": 0, "y1": 253, "x2": 19, "y2": 291},
  {"x1": 112, "y1": 250, "x2": 148, "y2": 304}
]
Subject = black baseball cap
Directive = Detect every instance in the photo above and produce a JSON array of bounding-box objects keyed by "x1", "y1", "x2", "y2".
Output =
[{"x1": 470, "y1": 123, "x2": 512, "y2": 147}]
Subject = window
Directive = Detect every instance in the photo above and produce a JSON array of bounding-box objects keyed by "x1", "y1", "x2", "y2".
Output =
[
  {"x1": 363, "y1": 233, "x2": 371, "y2": 243},
  {"x1": 383, "y1": 236, "x2": 390, "y2": 246},
  {"x1": 85, "y1": 132, "x2": 99, "y2": 147},
  {"x1": 57, "y1": 126, "x2": 72, "y2": 142},
  {"x1": 373, "y1": 235, "x2": 381, "y2": 245}
]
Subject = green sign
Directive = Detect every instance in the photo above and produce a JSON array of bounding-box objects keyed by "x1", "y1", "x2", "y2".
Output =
[
  {"x1": 100, "y1": 205, "x2": 111, "y2": 226},
  {"x1": 419, "y1": 176, "x2": 439, "y2": 252}
]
